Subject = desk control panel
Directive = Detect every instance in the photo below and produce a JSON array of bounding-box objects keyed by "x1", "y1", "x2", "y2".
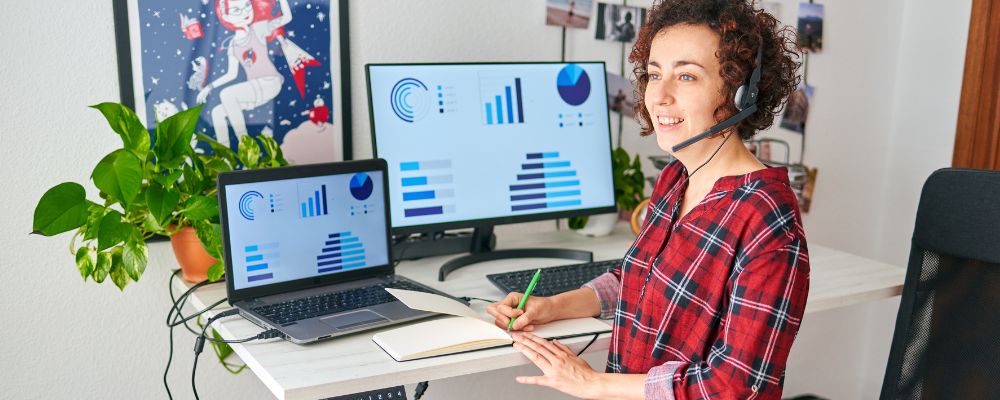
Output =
[{"x1": 325, "y1": 386, "x2": 406, "y2": 400}]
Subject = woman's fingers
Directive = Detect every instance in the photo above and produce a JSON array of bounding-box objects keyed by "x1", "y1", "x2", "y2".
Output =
[{"x1": 514, "y1": 333, "x2": 562, "y2": 367}]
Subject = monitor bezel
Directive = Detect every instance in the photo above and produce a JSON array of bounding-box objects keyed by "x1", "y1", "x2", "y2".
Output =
[
  {"x1": 218, "y1": 159, "x2": 394, "y2": 304},
  {"x1": 365, "y1": 61, "x2": 618, "y2": 235}
]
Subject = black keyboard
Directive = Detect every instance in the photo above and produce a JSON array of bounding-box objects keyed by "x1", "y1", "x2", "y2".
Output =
[
  {"x1": 487, "y1": 259, "x2": 622, "y2": 297},
  {"x1": 252, "y1": 279, "x2": 432, "y2": 325}
]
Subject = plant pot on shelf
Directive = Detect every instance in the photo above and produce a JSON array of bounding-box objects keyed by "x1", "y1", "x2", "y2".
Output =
[
  {"x1": 170, "y1": 226, "x2": 218, "y2": 283},
  {"x1": 575, "y1": 212, "x2": 619, "y2": 237}
]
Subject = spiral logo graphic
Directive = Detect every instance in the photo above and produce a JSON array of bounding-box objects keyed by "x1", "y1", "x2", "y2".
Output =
[
  {"x1": 239, "y1": 191, "x2": 263, "y2": 220},
  {"x1": 390, "y1": 78, "x2": 429, "y2": 123}
]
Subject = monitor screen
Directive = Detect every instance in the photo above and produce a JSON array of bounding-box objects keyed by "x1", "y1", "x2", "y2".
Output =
[
  {"x1": 367, "y1": 62, "x2": 616, "y2": 233},
  {"x1": 222, "y1": 170, "x2": 389, "y2": 290}
]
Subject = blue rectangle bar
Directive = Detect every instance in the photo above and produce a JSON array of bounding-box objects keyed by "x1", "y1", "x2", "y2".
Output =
[
  {"x1": 248, "y1": 273, "x2": 273, "y2": 282},
  {"x1": 246, "y1": 263, "x2": 268, "y2": 272},
  {"x1": 308, "y1": 197, "x2": 314, "y2": 216},
  {"x1": 517, "y1": 173, "x2": 544, "y2": 180},
  {"x1": 320, "y1": 242, "x2": 363, "y2": 252},
  {"x1": 300, "y1": 203, "x2": 306, "y2": 217},
  {"x1": 512, "y1": 203, "x2": 548, "y2": 211},
  {"x1": 340, "y1": 255, "x2": 365, "y2": 263},
  {"x1": 486, "y1": 103, "x2": 492, "y2": 124},
  {"x1": 405, "y1": 206, "x2": 444, "y2": 217},
  {"x1": 245, "y1": 254, "x2": 264, "y2": 262},
  {"x1": 511, "y1": 192, "x2": 546, "y2": 201},
  {"x1": 495, "y1": 95, "x2": 503, "y2": 124},
  {"x1": 341, "y1": 262, "x2": 367, "y2": 270},
  {"x1": 526, "y1": 152, "x2": 559, "y2": 159},
  {"x1": 545, "y1": 180, "x2": 581, "y2": 188},
  {"x1": 505, "y1": 86, "x2": 513, "y2": 123},
  {"x1": 328, "y1": 232, "x2": 350, "y2": 238},
  {"x1": 547, "y1": 190, "x2": 582, "y2": 198},
  {"x1": 400, "y1": 161, "x2": 419, "y2": 171},
  {"x1": 545, "y1": 170, "x2": 577, "y2": 178},
  {"x1": 317, "y1": 266, "x2": 342, "y2": 273},
  {"x1": 548, "y1": 199, "x2": 583, "y2": 208},
  {"x1": 318, "y1": 259, "x2": 344, "y2": 267},
  {"x1": 515, "y1": 78, "x2": 524, "y2": 123},
  {"x1": 522, "y1": 163, "x2": 543, "y2": 169},
  {"x1": 314, "y1": 190, "x2": 321, "y2": 215},
  {"x1": 340, "y1": 249, "x2": 364, "y2": 257},
  {"x1": 403, "y1": 190, "x2": 435, "y2": 201},
  {"x1": 543, "y1": 161, "x2": 571, "y2": 168},
  {"x1": 244, "y1": 245, "x2": 258, "y2": 252},
  {"x1": 510, "y1": 183, "x2": 545, "y2": 191},
  {"x1": 321, "y1": 185, "x2": 328, "y2": 215},
  {"x1": 401, "y1": 177, "x2": 428, "y2": 186}
]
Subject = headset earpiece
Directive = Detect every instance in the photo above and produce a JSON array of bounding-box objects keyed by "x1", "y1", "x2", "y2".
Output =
[{"x1": 734, "y1": 84, "x2": 748, "y2": 111}]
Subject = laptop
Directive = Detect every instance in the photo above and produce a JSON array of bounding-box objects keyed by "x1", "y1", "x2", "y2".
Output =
[{"x1": 218, "y1": 159, "x2": 461, "y2": 344}]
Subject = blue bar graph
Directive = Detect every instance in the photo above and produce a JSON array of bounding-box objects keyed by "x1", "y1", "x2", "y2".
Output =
[
  {"x1": 495, "y1": 95, "x2": 503, "y2": 124},
  {"x1": 316, "y1": 232, "x2": 367, "y2": 273},
  {"x1": 243, "y1": 242, "x2": 280, "y2": 283},
  {"x1": 300, "y1": 185, "x2": 328, "y2": 218}
]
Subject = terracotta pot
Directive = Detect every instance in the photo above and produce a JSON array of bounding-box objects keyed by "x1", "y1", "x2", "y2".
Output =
[{"x1": 169, "y1": 226, "x2": 218, "y2": 283}]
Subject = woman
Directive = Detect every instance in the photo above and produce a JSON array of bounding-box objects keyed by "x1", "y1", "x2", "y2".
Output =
[
  {"x1": 196, "y1": 0, "x2": 290, "y2": 147},
  {"x1": 486, "y1": 1, "x2": 806, "y2": 398}
]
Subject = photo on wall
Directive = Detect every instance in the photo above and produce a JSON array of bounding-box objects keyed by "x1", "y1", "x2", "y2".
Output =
[
  {"x1": 594, "y1": 3, "x2": 647, "y2": 42},
  {"x1": 780, "y1": 83, "x2": 814, "y2": 134},
  {"x1": 545, "y1": 0, "x2": 594, "y2": 29},
  {"x1": 797, "y1": 2, "x2": 824, "y2": 53},
  {"x1": 606, "y1": 72, "x2": 635, "y2": 118},
  {"x1": 113, "y1": 0, "x2": 352, "y2": 164}
]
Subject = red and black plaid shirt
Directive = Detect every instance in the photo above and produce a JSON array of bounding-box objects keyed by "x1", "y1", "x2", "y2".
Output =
[{"x1": 584, "y1": 160, "x2": 809, "y2": 399}]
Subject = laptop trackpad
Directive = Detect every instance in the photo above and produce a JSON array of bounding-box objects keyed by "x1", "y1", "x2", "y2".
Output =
[{"x1": 321, "y1": 310, "x2": 388, "y2": 331}]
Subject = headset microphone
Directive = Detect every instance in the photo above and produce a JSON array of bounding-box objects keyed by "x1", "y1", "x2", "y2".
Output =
[{"x1": 671, "y1": 45, "x2": 763, "y2": 153}]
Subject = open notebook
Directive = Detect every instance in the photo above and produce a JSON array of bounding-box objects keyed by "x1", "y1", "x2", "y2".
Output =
[{"x1": 372, "y1": 289, "x2": 612, "y2": 362}]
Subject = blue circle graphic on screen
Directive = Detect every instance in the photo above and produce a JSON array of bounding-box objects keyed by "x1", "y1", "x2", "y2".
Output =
[
  {"x1": 239, "y1": 191, "x2": 263, "y2": 220},
  {"x1": 556, "y1": 64, "x2": 591, "y2": 106},
  {"x1": 349, "y1": 173, "x2": 374, "y2": 201},
  {"x1": 390, "y1": 78, "x2": 430, "y2": 123}
]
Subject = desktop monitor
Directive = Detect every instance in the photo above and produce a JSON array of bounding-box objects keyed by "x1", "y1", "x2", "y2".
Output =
[{"x1": 366, "y1": 62, "x2": 616, "y2": 279}]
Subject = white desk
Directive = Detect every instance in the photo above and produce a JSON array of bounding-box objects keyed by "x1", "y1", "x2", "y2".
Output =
[{"x1": 166, "y1": 223, "x2": 905, "y2": 399}]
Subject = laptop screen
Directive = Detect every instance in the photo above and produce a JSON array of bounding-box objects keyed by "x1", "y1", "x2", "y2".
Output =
[{"x1": 222, "y1": 169, "x2": 389, "y2": 290}]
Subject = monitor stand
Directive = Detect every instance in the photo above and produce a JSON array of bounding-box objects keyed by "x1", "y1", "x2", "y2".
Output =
[{"x1": 437, "y1": 225, "x2": 593, "y2": 281}]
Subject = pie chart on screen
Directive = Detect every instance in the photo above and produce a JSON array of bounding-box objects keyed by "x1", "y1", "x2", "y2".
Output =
[
  {"x1": 349, "y1": 173, "x2": 374, "y2": 201},
  {"x1": 556, "y1": 64, "x2": 591, "y2": 106}
]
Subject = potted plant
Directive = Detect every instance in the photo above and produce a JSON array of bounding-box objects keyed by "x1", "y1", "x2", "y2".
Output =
[
  {"x1": 569, "y1": 146, "x2": 646, "y2": 236},
  {"x1": 31, "y1": 103, "x2": 287, "y2": 288}
]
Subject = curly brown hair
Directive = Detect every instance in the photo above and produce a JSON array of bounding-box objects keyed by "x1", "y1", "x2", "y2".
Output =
[{"x1": 630, "y1": 0, "x2": 801, "y2": 140}]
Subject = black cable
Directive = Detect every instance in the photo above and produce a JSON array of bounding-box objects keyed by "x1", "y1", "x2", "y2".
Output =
[
  {"x1": 165, "y1": 270, "x2": 222, "y2": 399},
  {"x1": 192, "y1": 309, "x2": 285, "y2": 400},
  {"x1": 576, "y1": 332, "x2": 601, "y2": 356},
  {"x1": 414, "y1": 381, "x2": 430, "y2": 399},
  {"x1": 459, "y1": 296, "x2": 498, "y2": 303}
]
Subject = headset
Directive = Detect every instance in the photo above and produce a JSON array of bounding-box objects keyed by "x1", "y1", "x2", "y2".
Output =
[{"x1": 671, "y1": 44, "x2": 763, "y2": 153}]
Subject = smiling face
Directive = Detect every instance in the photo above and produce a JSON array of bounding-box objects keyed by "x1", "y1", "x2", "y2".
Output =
[
  {"x1": 220, "y1": 0, "x2": 254, "y2": 29},
  {"x1": 644, "y1": 24, "x2": 728, "y2": 154}
]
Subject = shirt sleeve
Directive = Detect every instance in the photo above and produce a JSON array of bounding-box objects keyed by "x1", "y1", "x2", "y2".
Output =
[
  {"x1": 645, "y1": 238, "x2": 810, "y2": 400},
  {"x1": 582, "y1": 271, "x2": 620, "y2": 319}
]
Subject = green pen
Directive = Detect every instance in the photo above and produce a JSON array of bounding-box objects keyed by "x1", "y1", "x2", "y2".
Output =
[{"x1": 508, "y1": 268, "x2": 543, "y2": 332}]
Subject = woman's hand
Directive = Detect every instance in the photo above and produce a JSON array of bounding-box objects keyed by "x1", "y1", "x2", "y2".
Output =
[
  {"x1": 196, "y1": 86, "x2": 212, "y2": 104},
  {"x1": 512, "y1": 332, "x2": 600, "y2": 398},
  {"x1": 485, "y1": 292, "x2": 560, "y2": 332}
]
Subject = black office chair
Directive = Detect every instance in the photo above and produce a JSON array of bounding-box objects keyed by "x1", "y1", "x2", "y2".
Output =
[{"x1": 880, "y1": 168, "x2": 1000, "y2": 399}]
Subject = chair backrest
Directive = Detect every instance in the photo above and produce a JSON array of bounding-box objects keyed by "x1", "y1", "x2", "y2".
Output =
[{"x1": 880, "y1": 168, "x2": 1000, "y2": 399}]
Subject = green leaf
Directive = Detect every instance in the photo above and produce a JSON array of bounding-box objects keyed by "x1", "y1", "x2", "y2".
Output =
[
  {"x1": 236, "y1": 135, "x2": 261, "y2": 168},
  {"x1": 91, "y1": 149, "x2": 143, "y2": 208},
  {"x1": 193, "y1": 220, "x2": 221, "y2": 259},
  {"x1": 181, "y1": 196, "x2": 219, "y2": 221},
  {"x1": 207, "y1": 260, "x2": 225, "y2": 282},
  {"x1": 82, "y1": 203, "x2": 108, "y2": 241},
  {"x1": 154, "y1": 105, "x2": 202, "y2": 168},
  {"x1": 109, "y1": 249, "x2": 129, "y2": 290},
  {"x1": 179, "y1": 162, "x2": 204, "y2": 195},
  {"x1": 257, "y1": 134, "x2": 285, "y2": 167},
  {"x1": 196, "y1": 133, "x2": 238, "y2": 167},
  {"x1": 142, "y1": 212, "x2": 166, "y2": 233},
  {"x1": 93, "y1": 251, "x2": 112, "y2": 283},
  {"x1": 154, "y1": 170, "x2": 184, "y2": 189},
  {"x1": 90, "y1": 103, "x2": 151, "y2": 161},
  {"x1": 32, "y1": 182, "x2": 89, "y2": 236},
  {"x1": 145, "y1": 182, "x2": 180, "y2": 226},
  {"x1": 122, "y1": 233, "x2": 148, "y2": 282},
  {"x1": 75, "y1": 246, "x2": 94, "y2": 281},
  {"x1": 568, "y1": 216, "x2": 589, "y2": 230},
  {"x1": 97, "y1": 210, "x2": 131, "y2": 251}
]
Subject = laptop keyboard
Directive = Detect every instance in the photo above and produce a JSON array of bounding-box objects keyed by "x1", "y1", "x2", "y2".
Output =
[{"x1": 252, "y1": 279, "x2": 432, "y2": 325}]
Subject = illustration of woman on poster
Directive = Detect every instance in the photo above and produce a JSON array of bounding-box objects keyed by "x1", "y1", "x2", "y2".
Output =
[{"x1": 196, "y1": 0, "x2": 319, "y2": 147}]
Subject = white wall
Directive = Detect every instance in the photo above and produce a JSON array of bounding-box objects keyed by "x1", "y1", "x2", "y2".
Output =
[{"x1": 0, "y1": 0, "x2": 971, "y2": 399}]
